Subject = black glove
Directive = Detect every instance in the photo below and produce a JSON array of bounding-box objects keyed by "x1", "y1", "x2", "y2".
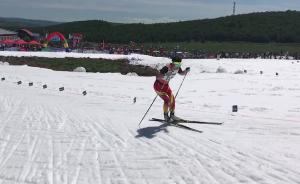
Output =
[{"x1": 185, "y1": 67, "x2": 190, "y2": 72}]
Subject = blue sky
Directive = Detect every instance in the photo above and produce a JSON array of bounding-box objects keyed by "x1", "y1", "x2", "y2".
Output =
[{"x1": 0, "y1": 0, "x2": 299, "y2": 23}]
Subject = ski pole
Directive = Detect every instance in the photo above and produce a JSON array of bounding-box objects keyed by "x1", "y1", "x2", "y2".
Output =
[
  {"x1": 175, "y1": 72, "x2": 188, "y2": 99},
  {"x1": 138, "y1": 94, "x2": 158, "y2": 127}
]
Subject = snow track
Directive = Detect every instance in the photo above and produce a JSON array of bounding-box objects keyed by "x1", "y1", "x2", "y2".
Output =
[{"x1": 0, "y1": 58, "x2": 300, "y2": 184}]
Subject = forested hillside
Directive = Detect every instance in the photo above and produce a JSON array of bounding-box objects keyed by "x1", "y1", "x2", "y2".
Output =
[
  {"x1": 29, "y1": 11, "x2": 300, "y2": 43},
  {"x1": 2, "y1": 11, "x2": 300, "y2": 43}
]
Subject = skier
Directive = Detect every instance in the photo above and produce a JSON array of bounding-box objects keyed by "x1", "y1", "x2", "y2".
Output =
[{"x1": 153, "y1": 56, "x2": 190, "y2": 122}]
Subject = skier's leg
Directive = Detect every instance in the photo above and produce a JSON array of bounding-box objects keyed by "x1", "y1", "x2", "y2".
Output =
[
  {"x1": 164, "y1": 87, "x2": 175, "y2": 113},
  {"x1": 156, "y1": 91, "x2": 171, "y2": 121},
  {"x1": 163, "y1": 101, "x2": 169, "y2": 114},
  {"x1": 154, "y1": 81, "x2": 172, "y2": 121},
  {"x1": 155, "y1": 91, "x2": 170, "y2": 112},
  {"x1": 169, "y1": 93, "x2": 175, "y2": 112},
  {"x1": 168, "y1": 92, "x2": 181, "y2": 121}
]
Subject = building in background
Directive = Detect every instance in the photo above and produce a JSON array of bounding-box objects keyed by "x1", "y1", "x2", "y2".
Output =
[
  {"x1": 17, "y1": 29, "x2": 40, "y2": 41},
  {"x1": 0, "y1": 28, "x2": 18, "y2": 41}
]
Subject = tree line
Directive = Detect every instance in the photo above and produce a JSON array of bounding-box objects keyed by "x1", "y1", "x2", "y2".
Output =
[{"x1": 25, "y1": 10, "x2": 300, "y2": 44}]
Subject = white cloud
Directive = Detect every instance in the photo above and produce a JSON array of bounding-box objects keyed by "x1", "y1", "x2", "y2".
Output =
[{"x1": 121, "y1": 17, "x2": 177, "y2": 24}]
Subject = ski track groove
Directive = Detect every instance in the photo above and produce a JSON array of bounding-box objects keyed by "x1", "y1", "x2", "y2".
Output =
[
  {"x1": 158, "y1": 131, "x2": 267, "y2": 184},
  {"x1": 18, "y1": 120, "x2": 40, "y2": 183},
  {"x1": 48, "y1": 137, "x2": 54, "y2": 184},
  {"x1": 95, "y1": 150, "x2": 103, "y2": 184},
  {"x1": 0, "y1": 99, "x2": 28, "y2": 183},
  {"x1": 126, "y1": 130, "x2": 166, "y2": 183},
  {"x1": 89, "y1": 118, "x2": 126, "y2": 149},
  {"x1": 202, "y1": 138, "x2": 299, "y2": 184},
  {"x1": 58, "y1": 110, "x2": 89, "y2": 184},
  {"x1": 0, "y1": 97, "x2": 22, "y2": 139},
  {"x1": 156, "y1": 136, "x2": 201, "y2": 184},
  {"x1": 133, "y1": 122, "x2": 249, "y2": 184},
  {"x1": 133, "y1": 123, "x2": 214, "y2": 184},
  {"x1": 198, "y1": 141, "x2": 280, "y2": 184},
  {"x1": 71, "y1": 138, "x2": 88, "y2": 184},
  {"x1": 79, "y1": 104, "x2": 141, "y2": 183},
  {"x1": 251, "y1": 153, "x2": 300, "y2": 183},
  {"x1": 85, "y1": 120, "x2": 130, "y2": 184},
  {"x1": 130, "y1": 126, "x2": 186, "y2": 183},
  {"x1": 0, "y1": 97, "x2": 17, "y2": 160},
  {"x1": 64, "y1": 138, "x2": 75, "y2": 184},
  {"x1": 75, "y1": 104, "x2": 128, "y2": 149},
  {"x1": 65, "y1": 106, "x2": 131, "y2": 184},
  {"x1": 19, "y1": 105, "x2": 43, "y2": 184},
  {"x1": 158, "y1": 132, "x2": 228, "y2": 184},
  {"x1": 25, "y1": 104, "x2": 48, "y2": 183}
]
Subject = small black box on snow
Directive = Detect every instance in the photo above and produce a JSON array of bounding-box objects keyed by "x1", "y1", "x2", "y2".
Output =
[{"x1": 232, "y1": 105, "x2": 238, "y2": 112}]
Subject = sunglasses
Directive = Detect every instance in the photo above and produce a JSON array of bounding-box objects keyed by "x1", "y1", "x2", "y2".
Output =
[{"x1": 173, "y1": 62, "x2": 181, "y2": 67}]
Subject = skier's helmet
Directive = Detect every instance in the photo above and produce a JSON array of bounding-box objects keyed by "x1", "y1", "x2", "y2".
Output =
[
  {"x1": 172, "y1": 55, "x2": 182, "y2": 63},
  {"x1": 172, "y1": 55, "x2": 182, "y2": 67}
]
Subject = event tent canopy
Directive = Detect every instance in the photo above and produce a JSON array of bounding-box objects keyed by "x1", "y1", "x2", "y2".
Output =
[
  {"x1": 14, "y1": 39, "x2": 28, "y2": 45},
  {"x1": 28, "y1": 40, "x2": 42, "y2": 45},
  {"x1": 0, "y1": 39, "x2": 15, "y2": 44}
]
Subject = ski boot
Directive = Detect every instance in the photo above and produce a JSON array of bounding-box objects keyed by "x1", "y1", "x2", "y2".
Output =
[
  {"x1": 170, "y1": 112, "x2": 182, "y2": 122},
  {"x1": 164, "y1": 112, "x2": 170, "y2": 122}
]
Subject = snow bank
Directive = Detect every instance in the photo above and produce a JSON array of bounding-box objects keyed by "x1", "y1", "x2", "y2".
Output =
[
  {"x1": 0, "y1": 61, "x2": 9, "y2": 65},
  {"x1": 73, "y1": 67, "x2": 86, "y2": 72},
  {"x1": 216, "y1": 66, "x2": 227, "y2": 73}
]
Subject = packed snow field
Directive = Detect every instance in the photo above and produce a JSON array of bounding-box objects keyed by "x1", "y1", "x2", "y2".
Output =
[{"x1": 0, "y1": 52, "x2": 300, "y2": 184}]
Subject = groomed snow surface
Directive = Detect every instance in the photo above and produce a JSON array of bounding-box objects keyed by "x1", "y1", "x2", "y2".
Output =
[{"x1": 0, "y1": 52, "x2": 300, "y2": 184}]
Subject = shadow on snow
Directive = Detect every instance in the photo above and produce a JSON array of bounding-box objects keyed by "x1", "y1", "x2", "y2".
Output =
[{"x1": 136, "y1": 123, "x2": 169, "y2": 139}]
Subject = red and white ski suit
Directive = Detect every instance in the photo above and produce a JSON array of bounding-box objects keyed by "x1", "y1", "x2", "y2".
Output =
[{"x1": 153, "y1": 63, "x2": 187, "y2": 113}]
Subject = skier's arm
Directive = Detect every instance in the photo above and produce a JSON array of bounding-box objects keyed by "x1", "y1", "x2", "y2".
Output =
[
  {"x1": 155, "y1": 66, "x2": 168, "y2": 78},
  {"x1": 178, "y1": 67, "x2": 190, "y2": 75},
  {"x1": 156, "y1": 66, "x2": 169, "y2": 83},
  {"x1": 160, "y1": 66, "x2": 168, "y2": 74}
]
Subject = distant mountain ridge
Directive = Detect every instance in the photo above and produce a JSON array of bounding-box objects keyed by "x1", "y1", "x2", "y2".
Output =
[{"x1": 0, "y1": 17, "x2": 61, "y2": 30}]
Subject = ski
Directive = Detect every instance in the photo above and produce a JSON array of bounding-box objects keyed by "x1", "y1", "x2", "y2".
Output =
[
  {"x1": 149, "y1": 118, "x2": 202, "y2": 133},
  {"x1": 151, "y1": 118, "x2": 223, "y2": 125},
  {"x1": 178, "y1": 119, "x2": 223, "y2": 125}
]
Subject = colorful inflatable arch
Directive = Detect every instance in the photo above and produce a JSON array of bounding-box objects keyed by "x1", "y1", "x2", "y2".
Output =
[{"x1": 44, "y1": 32, "x2": 69, "y2": 48}]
